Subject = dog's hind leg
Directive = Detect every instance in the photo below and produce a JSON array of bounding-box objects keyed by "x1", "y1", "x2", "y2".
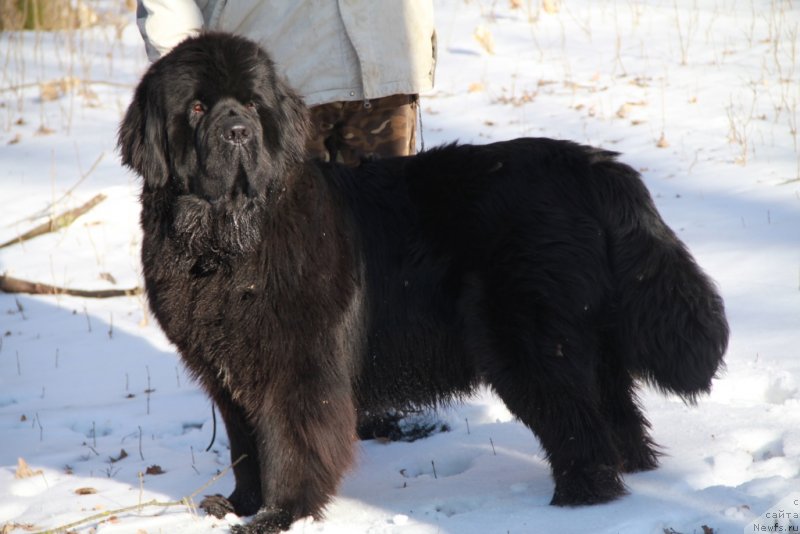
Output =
[
  {"x1": 463, "y1": 279, "x2": 627, "y2": 506},
  {"x1": 596, "y1": 351, "x2": 661, "y2": 473},
  {"x1": 487, "y1": 329, "x2": 626, "y2": 505}
]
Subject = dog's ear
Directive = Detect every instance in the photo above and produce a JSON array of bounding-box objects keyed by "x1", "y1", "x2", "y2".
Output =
[
  {"x1": 118, "y1": 72, "x2": 170, "y2": 187},
  {"x1": 273, "y1": 79, "x2": 311, "y2": 165},
  {"x1": 252, "y1": 42, "x2": 312, "y2": 168}
]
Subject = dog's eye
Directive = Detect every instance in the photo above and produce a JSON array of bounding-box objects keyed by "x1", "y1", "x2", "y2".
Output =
[
  {"x1": 245, "y1": 101, "x2": 258, "y2": 111},
  {"x1": 191, "y1": 102, "x2": 206, "y2": 114}
]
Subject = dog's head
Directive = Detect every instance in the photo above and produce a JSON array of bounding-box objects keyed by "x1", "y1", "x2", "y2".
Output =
[
  {"x1": 118, "y1": 32, "x2": 310, "y2": 201},
  {"x1": 120, "y1": 33, "x2": 311, "y2": 262}
]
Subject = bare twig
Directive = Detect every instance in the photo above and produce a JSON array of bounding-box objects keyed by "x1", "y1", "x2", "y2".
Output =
[
  {"x1": 0, "y1": 193, "x2": 106, "y2": 249},
  {"x1": 138, "y1": 426, "x2": 144, "y2": 461},
  {"x1": 32, "y1": 455, "x2": 248, "y2": 534},
  {"x1": 0, "y1": 79, "x2": 134, "y2": 93},
  {"x1": 6, "y1": 153, "x2": 105, "y2": 229}
]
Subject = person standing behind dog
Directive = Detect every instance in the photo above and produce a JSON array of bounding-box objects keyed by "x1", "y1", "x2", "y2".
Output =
[{"x1": 136, "y1": 1, "x2": 436, "y2": 166}]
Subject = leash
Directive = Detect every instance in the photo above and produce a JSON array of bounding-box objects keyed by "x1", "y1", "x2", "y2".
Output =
[{"x1": 417, "y1": 96, "x2": 425, "y2": 153}]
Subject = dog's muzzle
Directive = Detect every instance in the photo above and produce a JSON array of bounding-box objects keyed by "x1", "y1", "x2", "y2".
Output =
[{"x1": 221, "y1": 118, "x2": 251, "y2": 146}]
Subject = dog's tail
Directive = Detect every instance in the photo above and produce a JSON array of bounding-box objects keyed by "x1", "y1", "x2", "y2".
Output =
[{"x1": 588, "y1": 149, "x2": 728, "y2": 402}]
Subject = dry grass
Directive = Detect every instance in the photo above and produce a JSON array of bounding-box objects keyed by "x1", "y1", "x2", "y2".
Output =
[{"x1": 0, "y1": 0, "x2": 97, "y2": 31}]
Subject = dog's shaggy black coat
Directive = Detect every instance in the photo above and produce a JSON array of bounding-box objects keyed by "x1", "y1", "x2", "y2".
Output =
[{"x1": 119, "y1": 33, "x2": 728, "y2": 533}]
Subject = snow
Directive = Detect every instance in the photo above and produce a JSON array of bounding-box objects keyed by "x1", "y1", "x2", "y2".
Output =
[{"x1": 1, "y1": 1, "x2": 799, "y2": 533}]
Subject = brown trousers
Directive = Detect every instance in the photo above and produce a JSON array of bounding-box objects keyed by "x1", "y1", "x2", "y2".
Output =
[{"x1": 306, "y1": 94, "x2": 418, "y2": 167}]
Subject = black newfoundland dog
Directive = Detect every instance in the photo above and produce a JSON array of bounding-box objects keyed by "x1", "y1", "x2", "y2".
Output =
[{"x1": 119, "y1": 33, "x2": 728, "y2": 533}]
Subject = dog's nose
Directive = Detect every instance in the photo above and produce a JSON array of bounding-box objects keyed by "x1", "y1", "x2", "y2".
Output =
[{"x1": 222, "y1": 122, "x2": 250, "y2": 145}]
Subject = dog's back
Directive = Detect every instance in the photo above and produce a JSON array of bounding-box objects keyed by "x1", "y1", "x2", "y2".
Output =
[{"x1": 335, "y1": 139, "x2": 727, "y2": 412}]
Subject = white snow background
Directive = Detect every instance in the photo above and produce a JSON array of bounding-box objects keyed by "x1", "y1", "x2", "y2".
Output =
[{"x1": 1, "y1": 1, "x2": 799, "y2": 533}]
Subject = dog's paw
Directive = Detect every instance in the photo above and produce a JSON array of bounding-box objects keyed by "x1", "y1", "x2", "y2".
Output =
[
  {"x1": 550, "y1": 465, "x2": 627, "y2": 506},
  {"x1": 357, "y1": 410, "x2": 447, "y2": 442},
  {"x1": 199, "y1": 493, "x2": 236, "y2": 518},
  {"x1": 230, "y1": 508, "x2": 294, "y2": 534},
  {"x1": 620, "y1": 442, "x2": 661, "y2": 473}
]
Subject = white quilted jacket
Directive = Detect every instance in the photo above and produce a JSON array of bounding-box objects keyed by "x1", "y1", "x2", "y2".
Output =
[{"x1": 136, "y1": 0, "x2": 436, "y2": 106}]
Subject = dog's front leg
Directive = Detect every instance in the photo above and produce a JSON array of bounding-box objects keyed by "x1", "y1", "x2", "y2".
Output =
[
  {"x1": 231, "y1": 381, "x2": 357, "y2": 533},
  {"x1": 199, "y1": 389, "x2": 263, "y2": 519}
]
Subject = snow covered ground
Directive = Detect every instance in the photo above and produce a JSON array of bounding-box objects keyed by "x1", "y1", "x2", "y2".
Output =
[{"x1": 1, "y1": 1, "x2": 798, "y2": 533}]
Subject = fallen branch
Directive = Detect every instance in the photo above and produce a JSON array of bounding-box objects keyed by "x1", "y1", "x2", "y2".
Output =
[
  {"x1": 0, "y1": 274, "x2": 141, "y2": 299},
  {"x1": 32, "y1": 455, "x2": 247, "y2": 534},
  {"x1": 6, "y1": 153, "x2": 106, "y2": 229},
  {"x1": 0, "y1": 193, "x2": 106, "y2": 249}
]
